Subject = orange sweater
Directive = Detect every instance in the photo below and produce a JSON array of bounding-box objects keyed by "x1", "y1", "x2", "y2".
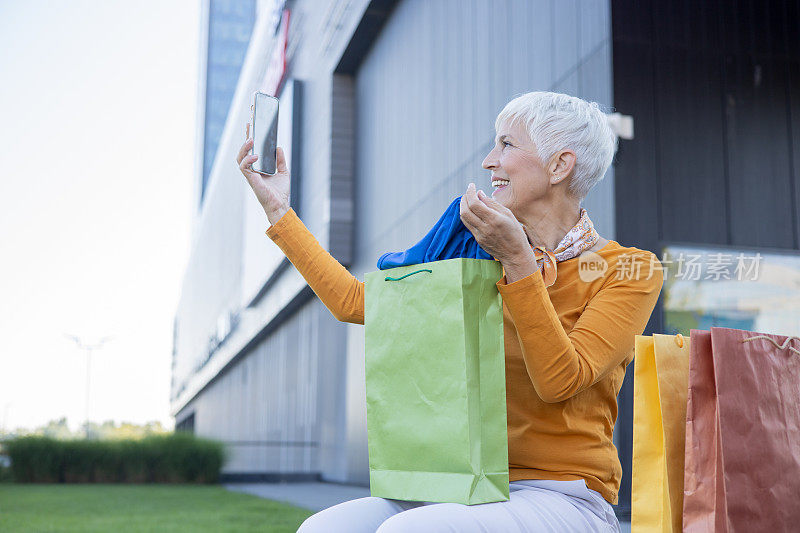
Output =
[{"x1": 266, "y1": 208, "x2": 663, "y2": 505}]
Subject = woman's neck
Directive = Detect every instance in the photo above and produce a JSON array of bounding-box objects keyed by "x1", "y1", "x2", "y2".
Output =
[{"x1": 517, "y1": 198, "x2": 582, "y2": 251}]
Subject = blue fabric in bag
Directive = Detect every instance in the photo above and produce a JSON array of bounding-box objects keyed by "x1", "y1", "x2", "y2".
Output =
[{"x1": 377, "y1": 196, "x2": 493, "y2": 270}]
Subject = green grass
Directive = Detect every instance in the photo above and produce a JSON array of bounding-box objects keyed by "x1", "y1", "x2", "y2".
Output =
[{"x1": 0, "y1": 484, "x2": 313, "y2": 532}]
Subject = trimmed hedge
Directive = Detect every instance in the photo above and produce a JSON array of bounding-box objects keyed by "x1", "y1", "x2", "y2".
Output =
[{"x1": 2, "y1": 433, "x2": 224, "y2": 483}]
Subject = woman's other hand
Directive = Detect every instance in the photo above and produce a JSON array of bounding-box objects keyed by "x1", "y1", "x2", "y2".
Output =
[
  {"x1": 460, "y1": 183, "x2": 537, "y2": 281},
  {"x1": 237, "y1": 122, "x2": 290, "y2": 225}
]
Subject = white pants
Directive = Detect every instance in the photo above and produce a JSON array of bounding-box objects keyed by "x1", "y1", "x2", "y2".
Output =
[{"x1": 297, "y1": 479, "x2": 621, "y2": 532}]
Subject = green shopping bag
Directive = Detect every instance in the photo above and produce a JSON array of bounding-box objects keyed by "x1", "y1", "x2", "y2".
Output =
[{"x1": 364, "y1": 258, "x2": 509, "y2": 505}]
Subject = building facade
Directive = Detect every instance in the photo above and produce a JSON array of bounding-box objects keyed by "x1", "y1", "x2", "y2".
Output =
[{"x1": 173, "y1": 0, "x2": 800, "y2": 517}]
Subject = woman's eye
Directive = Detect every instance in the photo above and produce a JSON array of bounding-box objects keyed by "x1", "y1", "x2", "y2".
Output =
[{"x1": 502, "y1": 141, "x2": 512, "y2": 148}]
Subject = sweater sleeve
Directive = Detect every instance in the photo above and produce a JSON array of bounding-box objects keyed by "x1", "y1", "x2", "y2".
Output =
[
  {"x1": 497, "y1": 251, "x2": 663, "y2": 403},
  {"x1": 265, "y1": 208, "x2": 365, "y2": 324}
]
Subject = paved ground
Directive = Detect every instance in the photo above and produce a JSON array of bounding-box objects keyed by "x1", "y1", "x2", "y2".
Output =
[
  {"x1": 225, "y1": 482, "x2": 632, "y2": 531},
  {"x1": 225, "y1": 481, "x2": 371, "y2": 513}
]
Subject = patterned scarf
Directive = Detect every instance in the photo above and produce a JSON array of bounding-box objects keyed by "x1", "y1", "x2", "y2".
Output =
[{"x1": 530, "y1": 207, "x2": 600, "y2": 287}]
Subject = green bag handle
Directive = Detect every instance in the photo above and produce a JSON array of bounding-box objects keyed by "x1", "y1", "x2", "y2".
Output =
[{"x1": 384, "y1": 269, "x2": 432, "y2": 282}]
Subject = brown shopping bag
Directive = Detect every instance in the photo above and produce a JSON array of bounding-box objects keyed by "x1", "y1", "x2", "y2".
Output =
[{"x1": 683, "y1": 327, "x2": 800, "y2": 532}]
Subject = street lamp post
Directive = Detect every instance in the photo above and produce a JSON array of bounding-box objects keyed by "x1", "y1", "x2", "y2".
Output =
[
  {"x1": 1, "y1": 403, "x2": 10, "y2": 440},
  {"x1": 64, "y1": 334, "x2": 113, "y2": 436}
]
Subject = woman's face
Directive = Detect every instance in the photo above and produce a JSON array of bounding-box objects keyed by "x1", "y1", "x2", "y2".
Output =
[{"x1": 481, "y1": 119, "x2": 551, "y2": 218}]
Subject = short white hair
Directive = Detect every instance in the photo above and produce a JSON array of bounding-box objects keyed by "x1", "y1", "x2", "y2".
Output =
[{"x1": 495, "y1": 91, "x2": 618, "y2": 201}]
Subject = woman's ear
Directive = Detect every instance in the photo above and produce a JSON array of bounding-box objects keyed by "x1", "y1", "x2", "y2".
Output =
[{"x1": 549, "y1": 150, "x2": 577, "y2": 185}]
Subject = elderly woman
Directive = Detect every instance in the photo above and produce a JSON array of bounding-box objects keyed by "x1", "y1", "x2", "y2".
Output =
[{"x1": 237, "y1": 91, "x2": 662, "y2": 532}]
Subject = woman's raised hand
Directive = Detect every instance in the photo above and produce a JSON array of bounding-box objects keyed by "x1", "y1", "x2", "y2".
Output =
[
  {"x1": 460, "y1": 183, "x2": 532, "y2": 265},
  {"x1": 237, "y1": 122, "x2": 291, "y2": 225}
]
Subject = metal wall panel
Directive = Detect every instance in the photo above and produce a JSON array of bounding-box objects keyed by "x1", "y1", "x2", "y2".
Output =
[
  {"x1": 178, "y1": 298, "x2": 335, "y2": 476},
  {"x1": 726, "y1": 54, "x2": 795, "y2": 247},
  {"x1": 792, "y1": 58, "x2": 800, "y2": 245},
  {"x1": 613, "y1": 0, "x2": 800, "y2": 255},
  {"x1": 611, "y1": 0, "x2": 800, "y2": 515},
  {"x1": 352, "y1": 0, "x2": 615, "y2": 278},
  {"x1": 340, "y1": 0, "x2": 614, "y2": 485},
  {"x1": 654, "y1": 48, "x2": 728, "y2": 245}
]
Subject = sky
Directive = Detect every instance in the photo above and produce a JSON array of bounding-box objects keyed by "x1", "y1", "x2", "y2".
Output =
[{"x1": 0, "y1": 0, "x2": 201, "y2": 432}]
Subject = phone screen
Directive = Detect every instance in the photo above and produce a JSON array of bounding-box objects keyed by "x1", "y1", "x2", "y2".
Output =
[{"x1": 252, "y1": 92, "x2": 279, "y2": 174}]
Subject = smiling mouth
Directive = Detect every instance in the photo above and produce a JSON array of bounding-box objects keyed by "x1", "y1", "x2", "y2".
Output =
[{"x1": 492, "y1": 179, "x2": 509, "y2": 188}]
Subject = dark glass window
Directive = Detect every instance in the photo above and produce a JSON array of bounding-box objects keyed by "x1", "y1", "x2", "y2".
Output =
[{"x1": 201, "y1": 0, "x2": 256, "y2": 205}]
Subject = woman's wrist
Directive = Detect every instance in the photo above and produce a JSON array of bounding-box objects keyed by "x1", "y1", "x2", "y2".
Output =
[
  {"x1": 501, "y1": 249, "x2": 538, "y2": 284},
  {"x1": 265, "y1": 203, "x2": 290, "y2": 226}
]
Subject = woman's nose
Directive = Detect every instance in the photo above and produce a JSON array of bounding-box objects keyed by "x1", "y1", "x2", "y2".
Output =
[{"x1": 482, "y1": 150, "x2": 498, "y2": 170}]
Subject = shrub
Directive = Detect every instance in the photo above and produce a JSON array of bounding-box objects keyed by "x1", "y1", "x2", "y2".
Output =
[
  {"x1": 0, "y1": 464, "x2": 12, "y2": 483},
  {"x1": 3, "y1": 436, "x2": 63, "y2": 482},
  {"x1": 2, "y1": 434, "x2": 224, "y2": 483}
]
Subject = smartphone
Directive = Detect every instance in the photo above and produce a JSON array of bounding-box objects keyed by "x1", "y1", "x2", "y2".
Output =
[{"x1": 250, "y1": 91, "x2": 279, "y2": 175}]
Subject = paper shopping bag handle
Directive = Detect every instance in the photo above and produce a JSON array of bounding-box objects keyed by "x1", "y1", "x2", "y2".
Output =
[
  {"x1": 742, "y1": 335, "x2": 800, "y2": 355},
  {"x1": 384, "y1": 269, "x2": 433, "y2": 282}
]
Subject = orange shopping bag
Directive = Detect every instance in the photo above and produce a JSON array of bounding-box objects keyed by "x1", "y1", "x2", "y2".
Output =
[{"x1": 683, "y1": 328, "x2": 800, "y2": 532}]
